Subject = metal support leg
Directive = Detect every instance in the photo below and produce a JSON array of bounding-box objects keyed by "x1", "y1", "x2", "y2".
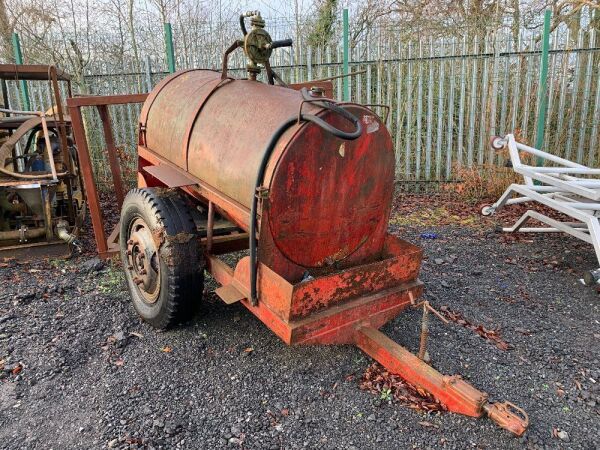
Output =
[
  {"x1": 40, "y1": 185, "x2": 54, "y2": 240},
  {"x1": 418, "y1": 302, "x2": 429, "y2": 361}
]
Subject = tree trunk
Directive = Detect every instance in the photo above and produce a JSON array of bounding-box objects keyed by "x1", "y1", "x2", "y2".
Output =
[
  {"x1": 511, "y1": 0, "x2": 520, "y2": 46},
  {"x1": 128, "y1": 0, "x2": 141, "y2": 72},
  {"x1": 0, "y1": 0, "x2": 14, "y2": 63}
]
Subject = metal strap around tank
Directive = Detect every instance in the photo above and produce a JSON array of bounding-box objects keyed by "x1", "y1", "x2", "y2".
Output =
[
  {"x1": 182, "y1": 76, "x2": 234, "y2": 172},
  {"x1": 138, "y1": 69, "x2": 197, "y2": 129}
]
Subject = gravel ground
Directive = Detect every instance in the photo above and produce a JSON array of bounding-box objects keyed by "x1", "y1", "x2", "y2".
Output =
[{"x1": 0, "y1": 204, "x2": 599, "y2": 449}]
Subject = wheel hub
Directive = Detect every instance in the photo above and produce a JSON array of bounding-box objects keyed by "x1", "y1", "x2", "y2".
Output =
[{"x1": 125, "y1": 218, "x2": 160, "y2": 303}]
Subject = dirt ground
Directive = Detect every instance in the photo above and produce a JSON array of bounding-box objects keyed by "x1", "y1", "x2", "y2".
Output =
[{"x1": 0, "y1": 194, "x2": 598, "y2": 449}]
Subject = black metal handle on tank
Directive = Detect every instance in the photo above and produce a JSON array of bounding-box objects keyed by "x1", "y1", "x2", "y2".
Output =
[
  {"x1": 268, "y1": 39, "x2": 293, "y2": 49},
  {"x1": 298, "y1": 88, "x2": 363, "y2": 140},
  {"x1": 249, "y1": 95, "x2": 363, "y2": 305}
]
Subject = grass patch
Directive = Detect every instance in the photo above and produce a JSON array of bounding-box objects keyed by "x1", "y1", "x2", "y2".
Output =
[{"x1": 98, "y1": 265, "x2": 126, "y2": 294}]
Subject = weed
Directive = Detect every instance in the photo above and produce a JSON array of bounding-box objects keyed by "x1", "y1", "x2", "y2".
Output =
[
  {"x1": 442, "y1": 137, "x2": 535, "y2": 204},
  {"x1": 98, "y1": 266, "x2": 125, "y2": 294},
  {"x1": 49, "y1": 258, "x2": 67, "y2": 268},
  {"x1": 443, "y1": 164, "x2": 522, "y2": 204},
  {"x1": 380, "y1": 387, "x2": 392, "y2": 402}
]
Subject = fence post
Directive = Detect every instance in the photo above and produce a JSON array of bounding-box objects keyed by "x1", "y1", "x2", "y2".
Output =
[
  {"x1": 342, "y1": 8, "x2": 350, "y2": 101},
  {"x1": 164, "y1": 23, "x2": 176, "y2": 73},
  {"x1": 534, "y1": 9, "x2": 551, "y2": 159},
  {"x1": 11, "y1": 32, "x2": 30, "y2": 111}
]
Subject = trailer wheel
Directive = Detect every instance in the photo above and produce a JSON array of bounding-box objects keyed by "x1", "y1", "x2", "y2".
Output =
[
  {"x1": 481, "y1": 204, "x2": 495, "y2": 216},
  {"x1": 490, "y1": 136, "x2": 506, "y2": 151},
  {"x1": 120, "y1": 188, "x2": 203, "y2": 329},
  {"x1": 583, "y1": 268, "x2": 600, "y2": 286}
]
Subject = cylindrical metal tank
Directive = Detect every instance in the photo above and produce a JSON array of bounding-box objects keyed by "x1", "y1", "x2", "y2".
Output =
[{"x1": 139, "y1": 69, "x2": 395, "y2": 268}]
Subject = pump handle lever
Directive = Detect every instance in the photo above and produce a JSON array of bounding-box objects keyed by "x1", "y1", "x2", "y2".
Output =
[{"x1": 266, "y1": 39, "x2": 293, "y2": 50}]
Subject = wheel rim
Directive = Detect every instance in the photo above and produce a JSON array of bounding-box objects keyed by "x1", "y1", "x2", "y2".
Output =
[{"x1": 125, "y1": 217, "x2": 161, "y2": 304}]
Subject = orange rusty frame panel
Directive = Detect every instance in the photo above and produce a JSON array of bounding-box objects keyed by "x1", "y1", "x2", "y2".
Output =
[
  {"x1": 137, "y1": 145, "x2": 251, "y2": 230},
  {"x1": 289, "y1": 235, "x2": 422, "y2": 320},
  {"x1": 67, "y1": 93, "x2": 148, "y2": 107},
  {"x1": 67, "y1": 93, "x2": 148, "y2": 258},
  {"x1": 212, "y1": 253, "x2": 423, "y2": 346},
  {"x1": 290, "y1": 282, "x2": 423, "y2": 345}
]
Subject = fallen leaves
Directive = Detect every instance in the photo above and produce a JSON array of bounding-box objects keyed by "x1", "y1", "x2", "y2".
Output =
[
  {"x1": 389, "y1": 192, "x2": 574, "y2": 235},
  {"x1": 360, "y1": 363, "x2": 447, "y2": 413},
  {"x1": 161, "y1": 346, "x2": 172, "y2": 353},
  {"x1": 390, "y1": 205, "x2": 478, "y2": 228},
  {"x1": 0, "y1": 361, "x2": 24, "y2": 376},
  {"x1": 125, "y1": 437, "x2": 144, "y2": 445},
  {"x1": 439, "y1": 306, "x2": 512, "y2": 350}
]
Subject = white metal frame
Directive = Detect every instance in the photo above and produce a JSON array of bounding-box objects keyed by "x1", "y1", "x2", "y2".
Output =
[{"x1": 483, "y1": 134, "x2": 600, "y2": 268}]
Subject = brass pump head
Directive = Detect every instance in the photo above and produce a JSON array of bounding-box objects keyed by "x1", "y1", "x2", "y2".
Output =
[
  {"x1": 239, "y1": 11, "x2": 293, "y2": 81},
  {"x1": 221, "y1": 11, "x2": 292, "y2": 83},
  {"x1": 243, "y1": 11, "x2": 270, "y2": 79}
]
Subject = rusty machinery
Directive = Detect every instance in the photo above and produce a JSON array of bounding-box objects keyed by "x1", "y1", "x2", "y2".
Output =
[
  {"x1": 69, "y1": 12, "x2": 529, "y2": 437},
  {"x1": 0, "y1": 65, "x2": 84, "y2": 261}
]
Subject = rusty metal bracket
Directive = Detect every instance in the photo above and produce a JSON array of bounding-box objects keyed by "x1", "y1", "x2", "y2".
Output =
[
  {"x1": 255, "y1": 186, "x2": 270, "y2": 199},
  {"x1": 363, "y1": 104, "x2": 391, "y2": 124},
  {"x1": 484, "y1": 402, "x2": 529, "y2": 436},
  {"x1": 418, "y1": 301, "x2": 430, "y2": 361},
  {"x1": 221, "y1": 40, "x2": 244, "y2": 80}
]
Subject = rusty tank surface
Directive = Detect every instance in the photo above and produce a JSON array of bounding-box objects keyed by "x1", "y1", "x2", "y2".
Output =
[
  {"x1": 140, "y1": 69, "x2": 394, "y2": 274},
  {"x1": 97, "y1": 11, "x2": 530, "y2": 438}
]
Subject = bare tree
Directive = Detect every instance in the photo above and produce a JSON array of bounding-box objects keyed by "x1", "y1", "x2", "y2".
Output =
[
  {"x1": 0, "y1": 0, "x2": 14, "y2": 62},
  {"x1": 127, "y1": 0, "x2": 140, "y2": 70}
]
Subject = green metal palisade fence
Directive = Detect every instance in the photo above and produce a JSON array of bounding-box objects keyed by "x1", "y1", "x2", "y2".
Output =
[{"x1": 5, "y1": 23, "x2": 600, "y2": 189}]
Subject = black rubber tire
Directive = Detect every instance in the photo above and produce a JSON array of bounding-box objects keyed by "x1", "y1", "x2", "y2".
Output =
[{"x1": 120, "y1": 188, "x2": 203, "y2": 329}]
